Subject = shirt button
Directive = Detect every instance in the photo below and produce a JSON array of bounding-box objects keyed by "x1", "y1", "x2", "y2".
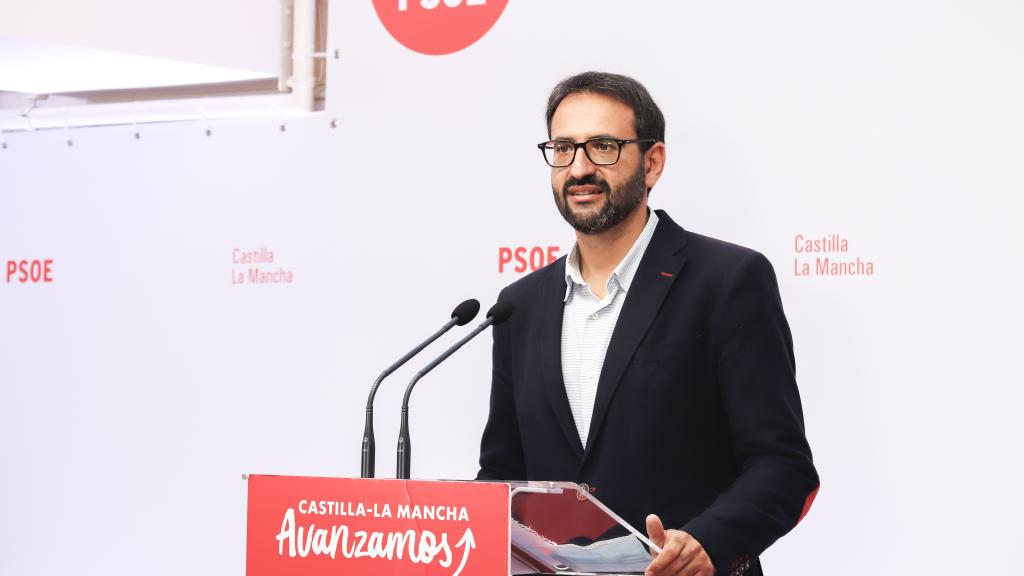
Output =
[{"x1": 589, "y1": 313, "x2": 599, "y2": 320}]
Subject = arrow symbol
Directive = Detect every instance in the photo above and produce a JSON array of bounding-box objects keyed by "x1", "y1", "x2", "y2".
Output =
[{"x1": 452, "y1": 528, "x2": 476, "y2": 576}]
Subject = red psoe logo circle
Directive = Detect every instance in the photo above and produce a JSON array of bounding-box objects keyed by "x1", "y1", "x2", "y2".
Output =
[{"x1": 373, "y1": 0, "x2": 509, "y2": 55}]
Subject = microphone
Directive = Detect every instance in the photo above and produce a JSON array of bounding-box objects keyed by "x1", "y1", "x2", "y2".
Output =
[
  {"x1": 396, "y1": 301, "x2": 514, "y2": 479},
  {"x1": 361, "y1": 298, "x2": 480, "y2": 478}
]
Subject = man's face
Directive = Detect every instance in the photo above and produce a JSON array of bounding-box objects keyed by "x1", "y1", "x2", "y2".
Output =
[{"x1": 548, "y1": 92, "x2": 648, "y2": 235}]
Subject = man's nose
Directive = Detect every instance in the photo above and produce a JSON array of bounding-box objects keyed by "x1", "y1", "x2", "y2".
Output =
[{"x1": 568, "y1": 146, "x2": 597, "y2": 179}]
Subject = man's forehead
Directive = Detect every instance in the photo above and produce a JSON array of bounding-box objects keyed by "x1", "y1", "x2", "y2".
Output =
[{"x1": 550, "y1": 92, "x2": 636, "y2": 139}]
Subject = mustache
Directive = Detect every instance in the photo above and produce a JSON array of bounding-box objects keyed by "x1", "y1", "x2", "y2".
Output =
[{"x1": 562, "y1": 175, "x2": 611, "y2": 196}]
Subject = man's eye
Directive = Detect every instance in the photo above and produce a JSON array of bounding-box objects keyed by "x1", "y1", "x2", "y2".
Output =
[
  {"x1": 594, "y1": 141, "x2": 615, "y2": 152},
  {"x1": 554, "y1": 143, "x2": 573, "y2": 154}
]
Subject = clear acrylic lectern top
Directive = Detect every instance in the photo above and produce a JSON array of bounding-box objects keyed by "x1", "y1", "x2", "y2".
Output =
[{"x1": 505, "y1": 481, "x2": 660, "y2": 576}]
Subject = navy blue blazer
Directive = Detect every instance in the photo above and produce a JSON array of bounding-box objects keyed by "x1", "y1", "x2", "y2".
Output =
[{"x1": 477, "y1": 210, "x2": 819, "y2": 576}]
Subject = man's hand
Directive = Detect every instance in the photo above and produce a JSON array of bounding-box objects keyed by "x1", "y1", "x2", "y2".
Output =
[{"x1": 645, "y1": 514, "x2": 714, "y2": 576}]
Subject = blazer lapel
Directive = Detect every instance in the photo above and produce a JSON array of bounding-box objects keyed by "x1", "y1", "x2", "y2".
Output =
[
  {"x1": 582, "y1": 211, "x2": 689, "y2": 460},
  {"x1": 537, "y1": 259, "x2": 585, "y2": 458}
]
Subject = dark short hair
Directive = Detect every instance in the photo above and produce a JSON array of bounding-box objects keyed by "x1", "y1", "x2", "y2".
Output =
[{"x1": 545, "y1": 71, "x2": 665, "y2": 144}]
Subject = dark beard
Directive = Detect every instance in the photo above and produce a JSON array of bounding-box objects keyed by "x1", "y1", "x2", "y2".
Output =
[{"x1": 553, "y1": 164, "x2": 646, "y2": 235}]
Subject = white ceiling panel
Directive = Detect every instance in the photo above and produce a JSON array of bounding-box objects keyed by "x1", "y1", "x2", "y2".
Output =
[
  {"x1": 0, "y1": 37, "x2": 275, "y2": 94},
  {"x1": 0, "y1": 0, "x2": 281, "y2": 76}
]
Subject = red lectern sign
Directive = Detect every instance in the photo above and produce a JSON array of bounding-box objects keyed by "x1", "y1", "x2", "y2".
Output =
[{"x1": 246, "y1": 475, "x2": 510, "y2": 576}]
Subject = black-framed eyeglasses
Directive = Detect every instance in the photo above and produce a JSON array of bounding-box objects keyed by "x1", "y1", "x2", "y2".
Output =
[{"x1": 537, "y1": 137, "x2": 656, "y2": 167}]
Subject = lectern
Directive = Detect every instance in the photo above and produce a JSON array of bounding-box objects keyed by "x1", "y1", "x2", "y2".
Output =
[{"x1": 245, "y1": 475, "x2": 659, "y2": 576}]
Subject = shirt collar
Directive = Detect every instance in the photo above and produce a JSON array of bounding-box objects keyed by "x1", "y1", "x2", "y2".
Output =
[{"x1": 563, "y1": 208, "x2": 660, "y2": 302}]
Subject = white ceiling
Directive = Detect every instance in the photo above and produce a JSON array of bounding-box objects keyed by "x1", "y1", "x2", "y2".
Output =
[
  {"x1": 0, "y1": 37, "x2": 276, "y2": 95},
  {"x1": 0, "y1": 0, "x2": 281, "y2": 95},
  {"x1": 0, "y1": 0, "x2": 281, "y2": 73}
]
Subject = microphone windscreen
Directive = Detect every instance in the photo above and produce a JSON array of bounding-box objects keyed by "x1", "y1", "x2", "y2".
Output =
[
  {"x1": 485, "y1": 301, "x2": 515, "y2": 325},
  {"x1": 451, "y1": 299, "x2": 481, "y2": 326}
]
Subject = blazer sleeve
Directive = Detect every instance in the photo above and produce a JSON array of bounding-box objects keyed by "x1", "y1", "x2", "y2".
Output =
[
  {"x1": 476, "y1": 290, "x2": 527, "y2": 481},
  {"x1": 682, "y1": 251, "x2": 820, "y2": 574}
]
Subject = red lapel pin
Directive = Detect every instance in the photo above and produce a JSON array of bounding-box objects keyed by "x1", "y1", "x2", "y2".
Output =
[{"x1": 660, "y1": 271, "x2": 674, "y2": 278}]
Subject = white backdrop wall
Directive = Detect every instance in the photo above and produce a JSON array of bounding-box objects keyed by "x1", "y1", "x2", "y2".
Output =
[{"x1": 2, "y1": 1, "x2": 1023, "y2": 575}]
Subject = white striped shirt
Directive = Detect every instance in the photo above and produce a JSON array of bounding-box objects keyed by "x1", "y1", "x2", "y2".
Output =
[{"x1": 561, "y1": 209, "x2": 660, "y2": 447}]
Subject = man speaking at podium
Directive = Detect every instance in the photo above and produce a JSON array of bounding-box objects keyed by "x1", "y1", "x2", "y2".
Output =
[{"x1": 477, "y1": 72, "x2": 819, "y2": 576}]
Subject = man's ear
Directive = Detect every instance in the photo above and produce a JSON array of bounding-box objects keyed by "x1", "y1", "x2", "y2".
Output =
[{"x1": 644, "y1": 142, "x2": 666, "y2": 191}]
